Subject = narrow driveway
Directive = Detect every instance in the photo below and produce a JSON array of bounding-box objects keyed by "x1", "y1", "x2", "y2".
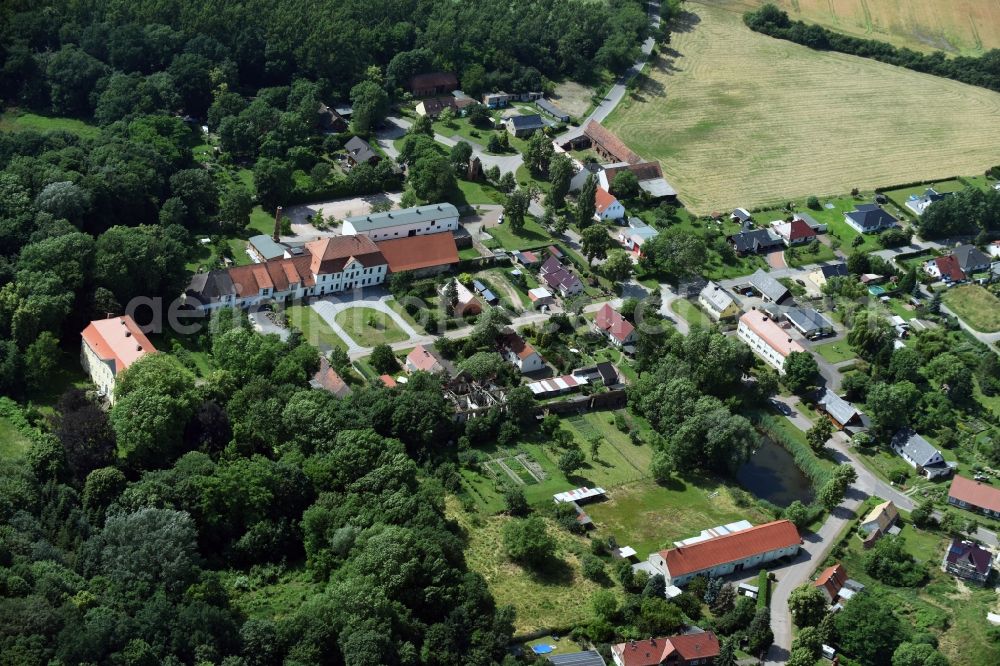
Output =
[{"x1": 568, "y1": 0, "x2": 661, "y2": 128}]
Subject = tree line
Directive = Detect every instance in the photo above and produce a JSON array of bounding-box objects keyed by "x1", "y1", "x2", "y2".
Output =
[{"x1": 744, "y1": 4, "x2": 1000, "y2": 94}]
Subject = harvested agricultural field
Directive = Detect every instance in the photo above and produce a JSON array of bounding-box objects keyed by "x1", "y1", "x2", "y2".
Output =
[
  {"x1": 605, "y1": 4, "x2": 1000, "y2": 214},
  {"x1": 703, "y1": 0, "x2": 1000, "y2": 55}
]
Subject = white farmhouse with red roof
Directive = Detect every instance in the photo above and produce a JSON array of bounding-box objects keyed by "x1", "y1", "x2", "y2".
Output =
[
  {"x1": 80, "y1": 315, "x2": 157, "y2": 403},
  {"x1": 647, "y1": 519, "x2": 800, "y2": 586},
  {"x1": 594, "y1": 187, "x2": 625, "y2": 222}
]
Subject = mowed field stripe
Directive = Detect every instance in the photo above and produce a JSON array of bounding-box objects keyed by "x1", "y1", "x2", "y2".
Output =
[{"x1": 605, "y1": 4, "x2": 1000, "y2": 214}]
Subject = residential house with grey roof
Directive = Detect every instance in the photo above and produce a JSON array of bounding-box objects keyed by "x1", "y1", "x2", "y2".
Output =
[
  {"x1": 844, "y1": 204, "x2": 898, "y2": 234},
  {"x1": 698, "y1": 281, "x2": 740, "y2": 321},
  {"x1": 748, "y1": 269, "x2": 791, "y2": 303},
  {"x1": 728, "y1": 229, "x2": 782, "y2": 255},
  {"x1": 783, "y1": 307, "x2": 833, "y2": 339},
  {"x1": 817, "y1": 388, "x2": 866, "y2": 431},
  {"x1": 891, "y1": 429, "x2": 954, "y2": 479},
  {"x1": 505, "y1": 114, "x2": 545, "y2": 137}
]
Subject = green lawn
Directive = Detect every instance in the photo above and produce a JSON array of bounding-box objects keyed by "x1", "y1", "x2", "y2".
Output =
[
  {"x1": 459, "y1": 246, "x2": 481, "y2": 260},
  {"x1": 0, "y1": 111, "x2": 100, "y2": 139},
  {"x1": 455, "y1": 178, "x2": 504, "y2": 206},
  {"x1": 0, "y1": 417, "x2": 31, "y2": 460},
  {"x1": 785, "y1": 242, "x2": 836, "y2": 268},
  {"x1": 813, "y1": 339, "x2": 857, "y2": 363},
  {"x1": 461, "y1": 411, "x2": 656, "y2": 513},
  {"x1": 484, "y1": 217, "x2": 554, "y2": 251},
  {"x1": 882, "y1": 178, "x2": 968, "y2": 213},
  {"x1": 285, "y1": 305, "x2": 347, "y2": 351},
  {"x1": 334, "y1": 307, "x2": 409, "y2": 346},
  {"x1": 249, "y1": 206, "x2": 278, "y2": 236},
  {"x1": 942, "y1": 285, "x2": 1000, "y2": 333},
  {"x1": 670, "y1": 298, "x2": 714, "y2": 329},
  {"x1": 586, "y1": 478, "x2": 770, "y2": 558},
  {"x1": 432, "y1": 116, "x2": 498, "y2": 148},
  {"x1": 384, "y1": 298, "x2": 427, "y2": 336}
]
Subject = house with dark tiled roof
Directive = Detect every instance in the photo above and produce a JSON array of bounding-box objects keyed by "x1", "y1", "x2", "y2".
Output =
[
  {"x1": 540, "y1": 256, "x2": 584, "y2": 298},
  {"x1": 344, "y1": 136, "x2": 380, "y2": 167},
  {"x1": 808, "y1": 262, "x2": 848, "y2": 288},
  {"x1": 505, "y1": 114, "x2": 545, "y2": 137},
  {"x1": 317, "y1": 103, "x2": 348, "y2": 133},
  {"x1": 80, "y1": 315, "x2": 157, "y2": 403},
  {"x1": 611, "y1": 633, "x2": 720, "y2": 666},
  {"x1": 728, "y1": 229, "x2": 782, "y2": 256},
  {"x1": 647, "y1": 520, "x2": 800, "y2": 586},
  {"x1": 844, "y1": 203, "x2": 898, "y2": 234},
  {"x1": 943, "y1": 538, "x2": 992, "y2": 585},
  {"x1": 407, "y1": 72, "x2": 458, "y2": 97}
]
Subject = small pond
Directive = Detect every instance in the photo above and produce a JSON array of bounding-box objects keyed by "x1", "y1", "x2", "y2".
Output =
[{"x1": 737, "y1": 436, "x2": 815, "y2": 507}]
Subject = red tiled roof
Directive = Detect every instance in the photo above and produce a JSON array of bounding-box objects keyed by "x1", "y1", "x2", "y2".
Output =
[
  {"x1": 311, "y1": 357, "x2": 351, "y2": 398},
  {"x1": 406, "y1": 345, "x2": 446, "y2": 373},
  {"x1": 660, "y1": 520, "x2": 800, "y2": 577},
  {"x1": 595, "y1": 187, "x2": 618, "y2": 214},
  {"x1": 595, "y1": 303, "x2": 635, "y2": 343},
  {"x1": 584, "y1": 120, "x2": 641, "y2": 164},
  {"x1": 787, "y1": 219, "x2": 815, "y2": 242},
  {"x1": 376, "y1": 233, "x2": 459, "y2": 273},
  {"x1": 934, "y1": 255, "x2": 965, "y2": 282},
  {"x1": 740, "y1": 310, "x2": 806, "y2": 358},
  {"x1": 379, "y1": 374, "x2": 398, "y2": 388},
  {"x1": 81, "y1": 315, "x2": 157, "y2": 376},
  {"x1": 814, "y1": 563, "x2": 847, "y2": 598},
  {"x1": 228, "y1": 255, "x2": 315, "y2": 298},
  {"x1": 612, "y1": 633, "x2": 720, "y2": 666},
  {"x1": 306, "y1": 235, "x2": 385, "y2": 275},
  {"x1": 501, "y1": 332, "x2": 538, "y2": 360},
  {"x1": 949, "y1": 475, "x2": 1000, "y2": 513}
]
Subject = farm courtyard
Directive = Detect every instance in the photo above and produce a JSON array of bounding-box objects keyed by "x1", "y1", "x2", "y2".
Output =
[{"x1": 604, "y1": 3, "x2": 1000, "y2": 214}]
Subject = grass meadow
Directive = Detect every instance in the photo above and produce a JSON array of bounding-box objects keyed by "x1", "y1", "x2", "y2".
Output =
[
  {"x1": 942, "y1": 285, "x2": 1000, "y2": 333},
  {"x1": 333, "y1": 306, "x2": 409, "y2": 346},
  {"x1": 604, "y1": 4, "x2": 1000, "y2": 214}
]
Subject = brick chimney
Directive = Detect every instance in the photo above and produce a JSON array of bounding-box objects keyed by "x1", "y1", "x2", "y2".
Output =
[{"x1": 273, "y1": 206, "x2": 283, "y2": 243}]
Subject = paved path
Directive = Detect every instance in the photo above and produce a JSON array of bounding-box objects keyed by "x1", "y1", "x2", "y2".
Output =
[
  {"x1": 657, "y1": 285, "x2": 690, "y2": 335},
  {"x1": 249, "y1": 310, "x2": 289, "y2": 341},
  {"x1": 368, "y1": 297, "x2": 619, "y2": 362},
  {"x1": 561, "y1": 0, "x2": 661, "y2": 130},
  {"x1": 311, "y1": 294, "x2": 423, "y2": 355}
]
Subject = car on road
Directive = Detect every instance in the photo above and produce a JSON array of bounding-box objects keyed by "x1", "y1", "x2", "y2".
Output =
[{"x1": 768, "y1": 398, "x2": 792, "y2": 416}]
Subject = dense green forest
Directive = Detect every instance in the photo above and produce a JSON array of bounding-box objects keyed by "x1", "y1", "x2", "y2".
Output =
[{"x1": 744, "y1": 4, "x2": 1000, "y2": 93}]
